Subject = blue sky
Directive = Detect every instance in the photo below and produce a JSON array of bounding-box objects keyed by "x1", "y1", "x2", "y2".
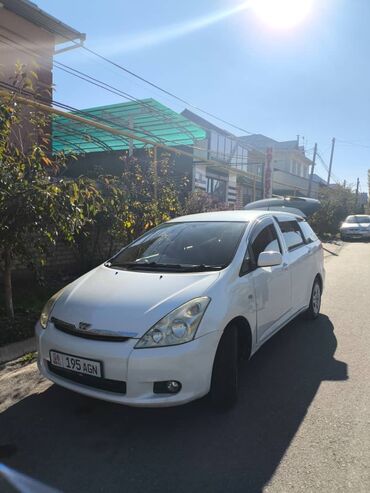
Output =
[{"x1": 37, "y1": 0, "x2": 369, "y2": 193}]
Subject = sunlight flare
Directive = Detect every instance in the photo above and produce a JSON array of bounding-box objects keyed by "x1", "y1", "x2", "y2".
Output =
[{"x1": 252, "y1": 0, "x2": 314, "y2": 29}]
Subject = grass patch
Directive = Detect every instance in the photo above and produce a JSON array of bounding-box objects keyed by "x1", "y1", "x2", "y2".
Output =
[{"x1": 20, "y1": 351, "x2": 37, "y2": 364}]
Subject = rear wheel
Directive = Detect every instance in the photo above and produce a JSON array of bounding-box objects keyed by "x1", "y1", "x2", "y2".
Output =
[
  {"x1": 305, "y1": 278, "x2": 321, "y2": 320},
  {"x1": 210, "y1": 326, "x2": 238, "y2": 410}
]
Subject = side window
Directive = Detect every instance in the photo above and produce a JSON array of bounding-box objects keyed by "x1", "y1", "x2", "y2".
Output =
[
  {"x1": 278, "y1": 220, "x2": 305, "y2": 250},
  {"x1": 299, "y1": 221, "x2": 318, "y2": 243},
  {"x1": 251, "y1": 224, "x2": 281, "y2": 263}
]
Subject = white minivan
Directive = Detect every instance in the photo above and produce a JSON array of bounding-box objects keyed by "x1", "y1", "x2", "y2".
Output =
[{"x1": 36, "y1": 210, "x2": 324, "y2": 409}]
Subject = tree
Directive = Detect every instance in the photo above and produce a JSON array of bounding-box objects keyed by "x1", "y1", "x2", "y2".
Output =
[
  {"x1": 68, "y1": 148, "x2": 186, "y2": 269},
  {"x1": 0, "y1": 75, "x2": 101, "y2": 319},
  {"x1": 118, "y1": 149, "x2": 183, "y2": 242},
  {"x1": 310, "y1": 184, "x2": 358, "y2": 236},
  {"x1": 182, "y1": 189, "x2": 232, "y2": 215},
  {"x1": 71, "y1": 174, "x2": 126, "y2": 270}
]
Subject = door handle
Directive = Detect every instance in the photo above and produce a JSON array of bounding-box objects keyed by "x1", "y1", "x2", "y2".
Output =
[{"x1": 282, "y1": 262, "x2": 289, "y2": 271}]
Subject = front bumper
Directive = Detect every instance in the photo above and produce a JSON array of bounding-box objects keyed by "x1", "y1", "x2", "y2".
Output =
[
  {"x1": 341, "y1": 230, "x2": 370, "y2": 239},
  {"x1": 36, "y1": 322, "x2": 220, "y2": 407}
]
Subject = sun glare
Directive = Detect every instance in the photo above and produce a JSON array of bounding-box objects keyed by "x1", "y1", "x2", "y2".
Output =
[{"x1": 252, "y1": 0, "x2": 314, "y2": 29}]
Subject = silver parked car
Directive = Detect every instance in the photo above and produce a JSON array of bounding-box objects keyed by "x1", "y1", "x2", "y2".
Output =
[{"x1": 340, "y1": 215, "x2": 370, "y2": 241}]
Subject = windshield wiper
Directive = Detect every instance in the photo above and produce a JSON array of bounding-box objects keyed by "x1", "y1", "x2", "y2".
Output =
[
  {"x1": 185, "y1": 264, "x2": 225, "y2": 271},
  {"x1": 106, "y1": 261, "x2": 225, "y2": 271},
  {"x1": 107, "y1": 261, "x2": 188, "y2": 270}
]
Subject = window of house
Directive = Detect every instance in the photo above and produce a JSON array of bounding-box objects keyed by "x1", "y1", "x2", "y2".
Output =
[
  {"x1": 225, "y1": 137, "x2": 232, "y2": 161},
  {"x1": 209, "y1": 131, "x2": 219, "y2": 158},
  {"x1": 206, "y1": 177, "x2": 227, "y2": 202},
  {"x1": 278, "y1": 220, "x2": 305, "y2": 250},
  {"x1": 250, "y1": 224, "x2": 281, "y2": 263},
  {"x1": 218, "y1": 135, "x2": 226, "y2": 160}
]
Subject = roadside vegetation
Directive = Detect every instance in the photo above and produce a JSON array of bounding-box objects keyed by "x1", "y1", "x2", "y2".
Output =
[
  {"x1": 0, "y1": 70, "x2": 366, "y2": 347},
  {"x1": 310, "y1": 184, "x2": 363, "y2": 238},
  {"x1": 0, "y1": 70, "x2": 189, "y2": 345}
]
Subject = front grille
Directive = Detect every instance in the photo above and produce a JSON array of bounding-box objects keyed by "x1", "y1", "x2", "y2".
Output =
[
  {"x1": 47, "y1": 362, "x2": 127, "y2": 394},
  {"x1": 51, "y1": 317, "x2": 130, "y2": 342}
]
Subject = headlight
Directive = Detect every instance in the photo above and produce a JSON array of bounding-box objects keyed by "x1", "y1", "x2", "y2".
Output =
[
  {"x1": 135, "y1": 297, "x2": 210, "y2": 349},
  {"x1": 39, "y1": 290, "x2": 64, "y2": 329}
]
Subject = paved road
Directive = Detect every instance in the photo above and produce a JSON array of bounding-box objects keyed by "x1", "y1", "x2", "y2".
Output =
[{"x1": 0, "y1": 242, "x2": 369, "y2": 493}]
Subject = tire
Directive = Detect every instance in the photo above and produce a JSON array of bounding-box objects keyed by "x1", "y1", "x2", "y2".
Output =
[
  {"x1": 210, "y1": 326, "x2": 238, "y2": 410},
  {"x1": 305, "y1": 278, "x2": 321, "y2": 320}
]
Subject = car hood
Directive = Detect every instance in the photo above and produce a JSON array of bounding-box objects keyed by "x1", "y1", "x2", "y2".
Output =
[
  {"x1": 51, "y1": 265, "x2": 220, "y2": 338},
  {"x1": 341, "y1": 222, "x2": 370, "y2": 229}
]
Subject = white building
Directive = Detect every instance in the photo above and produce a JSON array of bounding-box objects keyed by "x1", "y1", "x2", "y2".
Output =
[
  {"x1": 242, "y1": 134, "x2": 320, "y2": 198},
  {"x1": 182, "y1": 110, "x2": 264, "y2": 206}
]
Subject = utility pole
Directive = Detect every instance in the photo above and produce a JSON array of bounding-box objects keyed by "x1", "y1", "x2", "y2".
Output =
[
  {"x1": 327, "y1": 137, "x2": 336, "y2": 185},
  {"x1": 308, "y1": 142, "x2": 317, "y2": 197},
  {"x1": 153, "y1": 146, "x2": 158, "y2": 200},
  {"x1": 355, "y1": 177, "x2": 360, "y2": 206}
]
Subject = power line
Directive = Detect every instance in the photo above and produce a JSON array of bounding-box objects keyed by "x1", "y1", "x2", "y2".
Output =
[
  {"x1": 78, "y1": 44, "x2": 256, "y2": 135},
  {"x1": 1, "y1": 22, "x2": 323, "y2": 194},
  {"x1": 337, "y1": 139, "x2": 370, "y2": 150},
  {"x1": 1, "y1": 84, "x2": 321, "y2": 196},
  {"x1": 0, "y1": 33, "x2": 201, "y2": 145},
  {"x1": 316, "y1": 152, "x2": 341, "y2": 184},
  {"x1": 1, "y1": 87, "x2": 266, "y2": 186},
  {"x1": 0, "y1": 32, "x2": 265, "y2": 159},
  {"x1": 1, "y1": 14, "x2": 258, "y2": 136}
]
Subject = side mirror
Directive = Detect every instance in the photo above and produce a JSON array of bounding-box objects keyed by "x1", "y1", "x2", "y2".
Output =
[{"x1": 257, "y1": 251, "x2": 283, "y2": 268}]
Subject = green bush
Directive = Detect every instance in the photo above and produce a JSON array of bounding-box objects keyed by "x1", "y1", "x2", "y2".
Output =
[{"x1": 310, "y1": 184, "x2": 358, "y2": 237}]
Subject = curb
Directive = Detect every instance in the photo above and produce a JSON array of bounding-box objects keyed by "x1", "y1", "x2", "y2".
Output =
[
  {"x1": 322, "y1": 241, "x2": 344, "y2": 259},
  {"x1": 0, "y1": 337, "x2": 36, "y2": 364}
]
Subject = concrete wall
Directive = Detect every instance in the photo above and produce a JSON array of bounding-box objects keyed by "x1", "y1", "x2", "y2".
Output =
[
  {"x1": 0, "y1": 7, "x2": 54, "y2": 149},
  {"x1": 273, "y1": 169, "x2": 319, "y2": 198},
  {"x1": 0, "y1": 7, "x2": 54, "y2": 87}
]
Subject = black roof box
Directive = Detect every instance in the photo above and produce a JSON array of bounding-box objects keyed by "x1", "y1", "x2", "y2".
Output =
[{"x1": 244, "y1": 196, "x2": 321, "y2": 218}]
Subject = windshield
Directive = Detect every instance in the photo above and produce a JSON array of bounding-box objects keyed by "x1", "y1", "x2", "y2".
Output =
[
  {"x1": 345, "y1": 215, "x2": 370, "y2": 224},
  {"x1": 108, "y1": 221, "x2": 247, "y2": 272}
]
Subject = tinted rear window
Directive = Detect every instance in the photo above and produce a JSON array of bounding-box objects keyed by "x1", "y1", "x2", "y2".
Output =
[
  {"x1": 345, "y1": 215, "x2": 370, "y2": 224},
  {"x1": 299, "y1": 221, "x2": 318, "y2": 243},
  {"x1": 278, "y1": 220, "x2": 305, "y2": 250}
]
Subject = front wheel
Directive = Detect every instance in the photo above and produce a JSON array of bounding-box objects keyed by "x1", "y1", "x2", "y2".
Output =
[
  {"x1": 305, "y1": 278, "x2": 321, "y2": 320},
  {"x1": 210, "y1": 326, "x2": 238, "y2": 410}
]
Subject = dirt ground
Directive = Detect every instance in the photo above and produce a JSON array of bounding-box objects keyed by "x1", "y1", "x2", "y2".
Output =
[{"x1": 0, "y1": 357, "x2": 50, "y2": 414}]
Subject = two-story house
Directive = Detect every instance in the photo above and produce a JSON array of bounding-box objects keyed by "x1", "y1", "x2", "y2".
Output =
[
  {"x1": 242, "y1": 134, "x2": 320, "y2": 198},
  {"x1": 182, "y1": 110, "x2": 264, "y2": 206},
  {"x1": 51, "y1": 100, "x2": 265, "y2": 208}
]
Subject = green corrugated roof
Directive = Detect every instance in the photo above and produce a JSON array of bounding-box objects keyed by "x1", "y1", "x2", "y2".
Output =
[{"x1": 52, "y1": 98, "x2": 206, "y2": 154}]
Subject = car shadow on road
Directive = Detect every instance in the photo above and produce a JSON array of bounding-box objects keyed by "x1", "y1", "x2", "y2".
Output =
[{"x1": 0, "y1": 314, "x2": 347, "y2": 493}]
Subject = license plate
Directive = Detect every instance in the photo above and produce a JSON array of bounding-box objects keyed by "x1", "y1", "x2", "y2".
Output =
[{"x1": 50, "y1": 351, "x2": 102, "y2": 378}]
